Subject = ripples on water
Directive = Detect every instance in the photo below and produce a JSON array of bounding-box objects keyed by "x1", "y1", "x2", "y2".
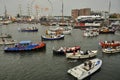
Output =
[{"x1": 0, "y1": 23, "x2": 120, "y2": 80}]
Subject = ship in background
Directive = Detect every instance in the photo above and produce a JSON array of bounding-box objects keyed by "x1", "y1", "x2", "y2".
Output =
[{"x1": 74, "y1": 15, "x2": 104, "y2": 29}]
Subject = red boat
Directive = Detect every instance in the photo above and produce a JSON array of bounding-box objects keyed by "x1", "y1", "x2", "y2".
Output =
[{"x1": 99, "y1": 41, "x2": 120, "y2": 48}]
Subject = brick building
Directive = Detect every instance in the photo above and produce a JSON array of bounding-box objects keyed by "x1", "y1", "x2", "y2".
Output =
[{"x1": 71, "y1": 8, "x2": 91, "y2": 20}]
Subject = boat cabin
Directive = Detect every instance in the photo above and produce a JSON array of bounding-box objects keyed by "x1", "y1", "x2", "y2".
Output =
[{"x1": 15, "y1": 41, "x2": 32, "y2": 47}]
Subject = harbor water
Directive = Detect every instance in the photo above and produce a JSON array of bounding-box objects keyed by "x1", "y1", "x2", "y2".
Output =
[{"x1": 0, "y1": 23, "x2": 120, "y2": 80}]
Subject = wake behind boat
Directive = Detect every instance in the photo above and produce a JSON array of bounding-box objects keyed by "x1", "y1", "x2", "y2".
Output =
[{"x1": 67, "y1": 58, "x2": 102, "y2": 80}]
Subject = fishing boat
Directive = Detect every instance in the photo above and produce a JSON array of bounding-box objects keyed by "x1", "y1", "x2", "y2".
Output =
[
  {"x1": 66, "y1": 50, "x2": 97, "y2": 59},
  {"x1": 18, "y1": 27, "x2": 38, "y2": 32},
  {"x1": 41, "y1": 34, "x2": 64, "y2": 41},
  {"x1": 67, "y1": 58, "x2": 102, "y2": 80},
  {"x1": 0, "y1": 33, "x2": 12, "y2": 38},
  {"x1": 4, "y1": 41, "x2": 46, "y2": 52},
  {"x1": 53, "y1": 46, "x2": 80, "y2": 55},
  {"x1": 102, "y1": 46, "x2": 120, "y2": 53},
  {"x1": 0, "y1": 39, "x2": 17, "y2": 45}
]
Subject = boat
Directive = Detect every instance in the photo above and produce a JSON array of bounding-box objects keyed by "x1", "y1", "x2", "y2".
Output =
[
  {"x1": 66, "y1": 50, "x2": 97, "y2": 59},
  {"x1": 18, "y1": 27, "x2": 38, "y2": 32},
  {"x1": 41, "y1": 34, "x2": 64, "y2": 41},
  {"x1": 83, "y1": 28, "x2": 99, "y2": 37},
  {"x1": 46, "y1": 29, "x2": 72, "y2": 35},
  {"x1": 58, "y1": 22, "x2": 69, "y2": 26},
  {"x1": 102, "y1": 46, "x2": 120, "y2": 53},
  {"x1": 4, "y1": 40, "x2": 46, "y2": 52},
  {"x1": 99, "y1": 40, "x2": 120, "y2": 48},
  {"x1": 0, "y1": 33, "x2": 12, "y2": 38},
  {"x1": 0, "y1": 39, "x2": 17, "y2": 45},
  {"x1": 67, "y1": 58, "x2": 102, "y2": 80},
  {"x1": 99, "y1": 27, "x2": 116, "y2": 34},
  {"x1": 53, "y1": 46, "x2": 80, "y2": 55},
  {"x1": 1, "y1": 20, "x2": 12, "y2": 25},
  {"x1": 47, "y1": 26, "x2": 72, "y2": 35}
]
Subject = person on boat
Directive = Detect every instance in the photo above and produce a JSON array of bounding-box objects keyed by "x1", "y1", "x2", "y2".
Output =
[
  {"x1": 46, "y1": 30, "x2": 48, "y2": 35},
  {"x1": 83, "y1": 61, "x2": 90, "y2": 70},
  {"x1": 88, "y1": 61, "x2": 92, "y2": 69},
  {"x1": 73, "y1": 50, "x2": 76, "y2": 55},
  {"x1": 85, "y1": 50, "x2": 89, "y2": 55},
  {"x1": 2, "y1": 38, "x2": 5, "y2": 42},
  {"x1": 112, "y1": 40, "x2": 114, "y2": 43},
  {"x1": 59, "y1": 47, "x2": 64, "y2": 51},
  {"x1": 80, "y1": 50, "x2": 84, "y2": 55},
  {"x1": 87, "y1": 50, "x2": 91, "y2": 54},
  {"x1": 84, "y1": 62, "x2": 87, "y2": 66}
]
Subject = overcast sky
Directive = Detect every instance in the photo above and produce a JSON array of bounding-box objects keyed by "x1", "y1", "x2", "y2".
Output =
[{"x1": 0, "y1": 0, "x2": 120, "y2": 16}]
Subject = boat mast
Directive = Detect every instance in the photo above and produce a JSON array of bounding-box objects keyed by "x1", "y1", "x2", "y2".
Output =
[
  {"x1": 19, "y1": 3, "x2": 22, "y2": 16},
  {"x1": 61, "y1": 0, "x2": 64, "y2": 23},
  {"x1": 108, "y1": 0, "x2": 111, "y2": 26},
  {"x1": 27, "y1": 3, "x2": 31, "y2": 16},
  {"x1": 4, "y1": 4, "x2": 7, "y2": 19}
]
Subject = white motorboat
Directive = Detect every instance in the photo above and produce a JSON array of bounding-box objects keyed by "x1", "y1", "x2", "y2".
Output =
[
  {"x1": 0, "y1": 33, "x2": 12, "y2": 38},
  {"x1": 46, "y1": 26, "x2": 72, "y2": 35},
  {"x1": 66, "y1": 50, "x2": 97, "y2": 59},
  {"x1": 41, "y1": 34, "x2": 64, "y2": 40},
  {"x1": 83, "y1": 28, "x2": 99, "y2": 37},
  {"x1": 0, "y1": 39, "x2": 17, "y2": 45},
  {"x1": 67, "y1": 58, "x2": 102, "y2": 80},
  {"x1": 102, "y1": 46, "x2": 120, "y2": 53}
]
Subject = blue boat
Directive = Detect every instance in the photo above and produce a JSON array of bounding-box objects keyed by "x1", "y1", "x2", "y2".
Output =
[
  {"x1": 4, "y1": 40, "x2": 46, "y2": 52},
  {"x1": 41, "y1": 34, "x2": 64, "y2": 40}
]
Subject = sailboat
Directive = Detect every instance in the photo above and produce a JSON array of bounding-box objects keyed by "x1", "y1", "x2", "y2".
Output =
[
  {"x1": 99, "y1": 0, "x2": 116, "y2": 34},
  {"x1": 58, "y1": 0, "x2": 69, "y2": 26}
]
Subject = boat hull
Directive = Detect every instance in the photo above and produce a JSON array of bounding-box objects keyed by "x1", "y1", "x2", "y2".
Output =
[
  {"x1": 53, "y1": 50, "x2": 65, "y2": 55},
  {"x1": 67, "y1": 58, "x2": 102, "y2": 80},
  {"x1": 4, "y1": 42, "x2": 46, "y2": 52},
  {"x1": 66, "y1": 50, "x2": 97, "y2": 59},
  {"x1": 102, "y1": 47, "x2": 120, "y2": 53},
  {"x1": 99, "y1": 31, "x2": 115, "y2": 34},
  {"x1": 20, "y1": 29, "x2": 38, "y2": 32}
]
